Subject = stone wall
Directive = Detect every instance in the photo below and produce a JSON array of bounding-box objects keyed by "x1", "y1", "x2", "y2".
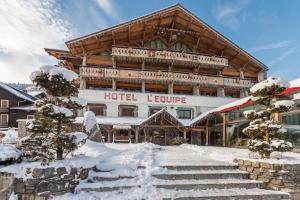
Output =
[
  {"x1": 235, "y1": 159, "x2": 300, "y2": 200},
  {"x1": 0, "y1": 172, "x2": 14, "y2": 200},
  {"x1": 0, "y1": 166, "x2": 95, "y2": 200}
]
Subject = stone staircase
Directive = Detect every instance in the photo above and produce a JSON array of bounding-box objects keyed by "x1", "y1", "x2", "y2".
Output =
[{"x1": 76, "y1": 163, "x2": 291, "y2": 199}]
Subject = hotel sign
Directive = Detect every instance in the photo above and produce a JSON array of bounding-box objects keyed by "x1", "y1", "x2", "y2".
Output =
[
  {"x1": 79, "y1": 90, "x2": 237, "y2": 107},
  {"x1": 104, "y1": 92, "x2": 187, "y2": 104}
]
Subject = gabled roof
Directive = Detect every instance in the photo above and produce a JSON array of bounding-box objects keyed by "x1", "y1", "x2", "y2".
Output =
[
  {"x1": 0, "y1": 82, "x2": 36, "y2": 103},
  {"x1": 64, "y1": 3, "x2": 267, "y2": 72},
  {"x1": 137, "y1": 108, "x2": 185, "y2": 128}
]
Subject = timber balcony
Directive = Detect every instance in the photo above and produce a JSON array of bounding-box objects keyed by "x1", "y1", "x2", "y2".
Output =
[
  {"x1": 111, "y1": 46, "x2": 228, "y2": 68},
  {"x1": 80, "y1": 67, "x2": 254, "y2": 88}
]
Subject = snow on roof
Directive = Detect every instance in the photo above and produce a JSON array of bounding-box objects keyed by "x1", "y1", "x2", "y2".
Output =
[
  {"x1": 0, "y1": 82, "x2": 36, "y2": 102},
  {"x1": 10, "y1": 105, "x2": 36, "y2": 111},
  {"x1": 189, "y1": 96, "x2": 252, "y2": 126},
  {"x1": 250, "y1": 77, "x2": 290, "y2": 94},
  {"x1": 27, "y1": 90, "x2": 44, "y2": 97},
  {"x1": 138, "y1": 108, "x2": 185, "y2": 127},
  {"x1": 30, "y1": 65, "x2": 78, "y2": 82},
  {"x1": 75, "y1": 116, "x2": 146, "y2": 126},
  {"x1": 113, "y1": 125, "x2": 132, "y2": 129},
  {"x1": 290, "y1": 78, "x2": 300, "y2": 88}
]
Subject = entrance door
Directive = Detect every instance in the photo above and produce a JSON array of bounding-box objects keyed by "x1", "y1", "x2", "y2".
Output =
[{"x1": 151, "y1": 129, "x2": 165, "y2": 145}]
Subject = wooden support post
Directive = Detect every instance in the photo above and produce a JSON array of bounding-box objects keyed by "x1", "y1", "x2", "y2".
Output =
[
  {"x1": 193, "y1": 85, "x2": 200, "y2": 96},
  {"x1": 141, "y1": 81, "x2": 145, "y2": 93},
  {"x1": 135, "y1": 129, "x2": 139, "y2": 143},
  {"x1": 217, "y1": 87, "x2": 225, "y2": 97},
  {"x1": 274, "y1": 112, "x2": 280, "y2": 122},
  {"x1": 112, "y1": 78, "x2": 116, "y2": 91},
  {"x1": 168, "y1": 82, "x2": 173, "y2": 94},
  {"x1": 222, "y1": 113, "x2": 228, "y2": 147},
  {"x1": 129, "y1": 129, "x2": 131, "y2": 143},
  {"x1": 183, "y1": 129, "x2": 187, "y2": 142},
  {"x1": 112, "y1": 130, "x2": 115, "y2": 143},
  {"x1": 112, "y1": 56, "x2": 116, "y2": 69},
  {"x1": 143, "y1": 128, "x2": 146, "y2": 142},
  {"x1": 107, "y1": 130, "x2": 112, "y2": 143},
  {"x1": 205, "y1": 126, "x2": 209, "y2": 146}
]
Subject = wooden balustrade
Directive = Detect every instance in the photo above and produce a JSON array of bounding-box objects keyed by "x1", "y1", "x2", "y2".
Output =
[
  {"x1": 80, "y1": 67, "x2": 253, "y2": 88},
  {"x1": 112, "y1": 46, "x2": 228, "y2": 67}
]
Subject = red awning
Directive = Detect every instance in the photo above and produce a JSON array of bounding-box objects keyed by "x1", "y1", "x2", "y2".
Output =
[
  {"x1": 212, "y1": 87, "x2": 300, "y2": 114},
  {"x1": 279, "y1": 87, "x2": 300, "y2": 95}
]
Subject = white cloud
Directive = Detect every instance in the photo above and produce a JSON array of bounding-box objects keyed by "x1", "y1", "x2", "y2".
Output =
[
  {"x1": 213, "y1": 0, "x2": 251, "y2": 30},
  {"x1": 94, "y1": 0, "x2": 122, "y2": 22},
  {"x1": 0, "y1": 0, "x2": 74, "y2": 83},
  {"x1": 249, "y1": 40, "x2": 292, "y2": 53},
  {"x1": 268, "y1": 43, "x2": 300, "y2": 66}
]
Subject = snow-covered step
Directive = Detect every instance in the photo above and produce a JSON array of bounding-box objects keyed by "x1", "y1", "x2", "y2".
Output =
[
  {"x1": 160, "y1": 164, "x2": 238, "y2": 171},
  {"x1": 152, "y1": 169, "x2": 248, "y2": 180},
  {"x1": 154, "y1": 179, "x2": 263, "y2": 190},
  {"x1": 159, "y1": 188, "x2": 290, "y2": 200},
  {"x1": 88, "y1": 170, "x2": 136, "y2": 182},
  {"x1": 76, "y1": 180, "x2": 140, "y2": 192}
]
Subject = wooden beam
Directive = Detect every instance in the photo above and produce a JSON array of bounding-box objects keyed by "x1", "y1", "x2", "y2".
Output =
[{"x1": 222, "y1": 112, "x2": 228, "y2": 147}]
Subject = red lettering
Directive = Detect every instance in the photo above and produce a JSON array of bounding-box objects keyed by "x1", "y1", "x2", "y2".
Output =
[
  {"x1": 175, "y1": 97, "x2": 180, "y2": 103},
  {"x1": 147, "y1": 95, "x2": 152, "y2": 102},
  {"x1": 104, "y1": 92, "x2": 110, "y2": 100},
  {"x1": 112, "y1": 93, "x2": 118, "y2": 100},
  {"x1": 126, "y1": 94, "x2": 131, "y2": 101},
  {"x1": 182, "y1": 97, "x2": 186, "y2": 104},
  {"x1": 166, "y1": 96, "x2": 172, "y2": 103},
  {"x1": 160, "y1": 96, "x2": 165, "y2": 103},
  {"x1": 132, "y1": 94, "x2": 137, "y2": 101},
  {"x1": 120, "y1": 93, "x2": 125, "y2": 101},
  {"x1": 154, "y1": 96, "x2": 159, "y2": 102}
]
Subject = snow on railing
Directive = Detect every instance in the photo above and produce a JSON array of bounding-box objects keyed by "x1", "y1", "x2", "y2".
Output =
[
  {"x1": 80, "y1": 67, "x2": 253, "y2": 88},
  {"x1": 112, "y1": 46, "x2": 228, "y2": 67}
]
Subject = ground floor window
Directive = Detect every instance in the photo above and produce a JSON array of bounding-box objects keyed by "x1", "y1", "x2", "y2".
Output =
[
  {"x1": 149, "y1": 106, "x2": 164, "y2": 116},
  {"x1": 119, "y1": 105, "x2": 138, "y2": 117},
  {"x1": 88, "y1": 104, "x2": 106, "y2": 116},
  {"x1": 177, "y1": 108, "x2": 193, "y2": 119}
]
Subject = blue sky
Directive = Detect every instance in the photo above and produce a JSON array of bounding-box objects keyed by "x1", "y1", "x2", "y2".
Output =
[{"x1": 0, "y1": 0, "x2": 300, "y2": 83}]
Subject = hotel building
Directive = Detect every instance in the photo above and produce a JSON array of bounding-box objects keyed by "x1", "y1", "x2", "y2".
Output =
[{"x1": 45, "y1": 4, "x2": 268, "y2": 145}]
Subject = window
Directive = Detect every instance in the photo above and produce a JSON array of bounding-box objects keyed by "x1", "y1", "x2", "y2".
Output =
[
  {"x1": 27, "y1": 115, "x2": 35, "y2": 120},
  {"x1": 172, "y1": 42, "x2": 192, "y2": 52},
  {"x1": 0, "y1": 100, "x2": 9, "y2": 112},
  {"x1": 88, "y1": 104, "x2": 106, "y2": 116},
  {"x1": 0, "y1": 114, "x2": 8, "y2": 127},
  {"x1": 177, "y1": 108, "x2": 193, "y2": 119},
  {"x1": 149, "y1": 107, "x2": 164, "y2": 116},
  {"x1": 119, "y1": 105, "x2": 138, "y2": 117}
]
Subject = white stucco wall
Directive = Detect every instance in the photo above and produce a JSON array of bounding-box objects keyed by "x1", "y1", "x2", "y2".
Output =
[{"x1": 78, "y1": 89, "x2": 238, "y2": 119}]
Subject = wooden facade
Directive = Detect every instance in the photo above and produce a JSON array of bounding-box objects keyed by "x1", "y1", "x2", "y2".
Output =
[
  {"x1": 46, "y1": 4, "x2": 267, "y2": 98},
  {"x1": 0, "y1": 83, "x2": 36, "y2": 128}
]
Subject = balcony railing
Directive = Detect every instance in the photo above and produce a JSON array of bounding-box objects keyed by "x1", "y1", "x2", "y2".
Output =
[
  {"x1": 112, "y1": 46, "x2": 228, "y2": 68},
  {"x1": 80, "y1": 67, "x2": 254, "y2": 88}
]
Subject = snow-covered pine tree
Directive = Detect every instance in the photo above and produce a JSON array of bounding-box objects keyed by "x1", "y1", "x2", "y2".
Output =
[
  {"x1": 243, "y1": 77, "x2": 294, "y2": 158},
  {"x1": 83, "y1": 111, "x2": 102, "y2": 142},
  {"x1": 21, "y1": 65, "x2": 87, "y2": 164}
]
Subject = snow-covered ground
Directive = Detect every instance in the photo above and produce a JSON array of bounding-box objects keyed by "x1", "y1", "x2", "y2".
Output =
[
  {"x1": 0, "y1": 129, "x2": 19, "y2": 144},
  {"x1": 1, "y1": 141, "x2": 300, "y2": 199},
  {"x1": 182, "y1": 144, "x2": 300, "y2": 164},
  {"x1": 0, "y1": 144, "x2": 21, "y2": 162}
]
